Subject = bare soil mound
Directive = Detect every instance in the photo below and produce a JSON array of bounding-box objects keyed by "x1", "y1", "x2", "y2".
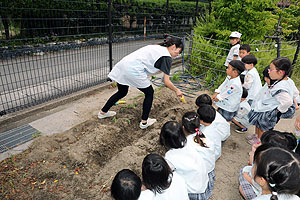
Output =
[{"x1": 0, "y1": 87, "x2": 248, "y2": 200}]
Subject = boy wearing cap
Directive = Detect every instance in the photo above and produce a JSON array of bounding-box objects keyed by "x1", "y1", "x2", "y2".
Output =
[
  {"x1": 212, "y1": 60, "x2": 245, "y2": 122},
  {"x1": 224, "y1": 31, "x2": 242, "y2": 67}
]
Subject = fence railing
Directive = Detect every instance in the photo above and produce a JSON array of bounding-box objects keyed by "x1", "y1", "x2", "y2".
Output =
[
  {"x1": 0, "y1": 0, "x2": 209, "y2": 116},
  {"x1": 183, "y1": 32, "x2": 300, "y2": 89}
]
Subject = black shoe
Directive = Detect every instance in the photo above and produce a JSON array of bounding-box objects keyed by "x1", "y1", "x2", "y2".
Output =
[{"x1": 235, "y1": 127, "x2": 247, "y2": 134}]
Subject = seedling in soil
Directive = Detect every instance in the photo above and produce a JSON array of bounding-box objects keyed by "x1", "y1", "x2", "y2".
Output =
[
  {"x1": 10, "y1": 155, "x2": 16, "y2": 166},
  {"x1": 120, "y1": 107, "x2": 125, "y2": 112},
  {"x1": 125, "y1": 119, "x2": 131, "y2": 125},
  {"x1": 112, "y1": 116, "x2": 118, "y2": 123}
]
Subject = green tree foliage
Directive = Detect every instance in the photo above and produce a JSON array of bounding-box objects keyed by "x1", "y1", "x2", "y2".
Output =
[
  {"x1": 276, "y1": 1, "x2": 300, "y2": 39},
  {"x1": 189, "y1": 0, "x2": 300, "y2": 89},
  {"x1": 194, "y1": 0, "x2": 279, "y2": 41}
]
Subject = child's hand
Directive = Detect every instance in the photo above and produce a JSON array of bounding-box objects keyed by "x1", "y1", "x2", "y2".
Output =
[
  {"x1": 296, "y1": 104, "x2": 299, "y2": 110},
  {"x1": 248, "y1": 151, "x2": 254, "y2": 165},
  {"x1": 212, "y1": 93, "x2": 218, "y2": 101},
  {"x1": 242, "y1": 172, "x2": 252, "y2": 183},
  {"x1": 295, "y1": 115, "x2": 300, "y2": 131}
]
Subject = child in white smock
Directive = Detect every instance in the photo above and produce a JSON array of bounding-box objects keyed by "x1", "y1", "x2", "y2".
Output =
[
  {"x1": 195, "y1": 94, "x2": 230, "y2": 141},
  {"x1": 111, "y1": 169, "x2": 142, "y2": 200},
  {"x1": 248, "y1": 58, "x2": 299, "y2": 139},
  {"x1": 241, "y1": 54, "x2": 262, "y2": 106},
  {"x1": 182, "y1": 111, "x2": 216, "y2": 200},
  {"x1": 160, "y1": 121, "x2": 210, "y2": 200},
  {"x1": 212, "y1": 60, "x2": 245, "y2": 122},
  {"x1": 138, "y1": 154, "x2": 189, "y2": 200},
  {"x1": 250, "y1": 146, "x2": 300, "y2": 200},
  {"x1": 224, "y1": 31, "x2": 242, "y2": 67},
  {"x1": 232, "y1": 87, "x2": 251, "y2": 134}
]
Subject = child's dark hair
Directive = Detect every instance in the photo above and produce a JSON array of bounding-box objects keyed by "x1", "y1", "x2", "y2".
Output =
[
  {"x1": 229, "y1": 60, "x2": 245, "y2": 75},
  {"x1": 242, "y1": 87, "x2": 248, "y2": 99},
  {"x1": 263, "y1": 65, "x2": 271, "y2": 79},
  {"x1": 263, "y1": 66, "x2": 276, "y2": 86},
  {"x1": 261, "y1": 130, "x2": 297, "y2": 151},
  {"x1": 253, "y1": 145, "x2": 300, "y2": 200},
  {"x1": 182, "y1": 111, "x2": 208, "y2": 148},
  {"x1": 195, "y1": 94, "x2": 212, "y2": 106},
  {"x1": 160, "y1": 121, "x2": 186, "y2": 149},
  {"x1": 240, "y1": 74, "x2": 245, "y2": 84},
  {"x1": 271, "y1": 57, "x2": 292, "y2": 77},
  {"x1": 197, "y1": 104, "x2": 216, "y2": 124},
  {"x1": 111, "y1": 169, "x2": 142, "y2": 200},
  {"x1": 182, "y1": 112, "x2": 200, "y2": 133},
  {"x1": 142, "y1": 154, "x2": 172, "y2": 194},
  {"x1": 242, "y1": 54, "x2": 257, "y2": 66},
  {"x1": 158, "y1": 36, "x2": 184, "y2": 53},
  {"x1": 239, "y1": 44, "x2": 251, "y2": 52}
]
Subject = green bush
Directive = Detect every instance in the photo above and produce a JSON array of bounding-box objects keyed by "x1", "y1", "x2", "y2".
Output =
[{"x1": 188, "y1": 0, "x2": 300, "y2": 88}]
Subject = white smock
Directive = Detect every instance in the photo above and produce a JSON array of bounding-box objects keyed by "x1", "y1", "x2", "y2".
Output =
[
  {"x1": 138, "y1": 172, "x2": 189, "y2": 200},
  {"x1": 165, "y1": 145, "x2": 209, "y2": 193},
  {"x1": 108, "y1": 45, "x2": 171, "y2": 89}
]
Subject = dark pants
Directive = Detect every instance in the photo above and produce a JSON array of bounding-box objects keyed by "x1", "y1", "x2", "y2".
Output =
[{"x1": 101, "y1": 83, "x2": 154, "y2": 120}]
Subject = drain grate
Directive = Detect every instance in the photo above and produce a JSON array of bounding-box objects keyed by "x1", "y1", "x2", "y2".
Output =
[{"x1": 0, "y1": 125, "x2": 40, "y2": 153}]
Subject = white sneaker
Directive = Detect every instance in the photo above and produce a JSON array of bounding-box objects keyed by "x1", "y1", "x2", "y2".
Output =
[
  {"x1": 139, "y1": 118, "x2": 157, "y2": 129},
  {"x1": 98, "y1": 111, "x2": 116, "y2": 119}
]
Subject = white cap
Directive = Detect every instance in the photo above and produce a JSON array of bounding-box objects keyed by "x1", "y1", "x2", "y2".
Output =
[{"x1": 229, "y1": 31, "x2": 242, "y2": 38}]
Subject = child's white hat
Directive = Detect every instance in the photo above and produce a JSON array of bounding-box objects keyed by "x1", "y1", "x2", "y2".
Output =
[{"x1": 229, "y1": 31, "x2": 242, "y2": 38}]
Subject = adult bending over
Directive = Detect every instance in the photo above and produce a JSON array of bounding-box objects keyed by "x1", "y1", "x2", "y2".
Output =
[{"x1": 98, "y1": 37, "x2": 183, "y2": 129}]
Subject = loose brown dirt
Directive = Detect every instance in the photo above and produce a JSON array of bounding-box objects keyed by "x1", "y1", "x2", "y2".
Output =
[{"x1": 0, "y1": 87, "x2": 261, "y2": 200}]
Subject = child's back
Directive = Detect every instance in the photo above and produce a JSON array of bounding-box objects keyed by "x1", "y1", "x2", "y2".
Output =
[
  {"x1": 213, "y1": 112, "x2": 231, "y2": 141},
  {"x1": 197, "y1": 105, "x2": 227, "y2": 160},
  {"x1": 195, "y1": 94, "x2": 230, "y2": 141},
  {"x1": 182, "y1": 112, "x2": 217, "y2": 169},
  {"x1": 160, "y1": 121, "x2": 210, "y2": 196},
  {"x1": 165, "y1": 144, "x2": 209, "y2": 193},
  {"x1": 242, "y1": 55, "x2": 262, "y2": 104},
  {"x1": 139, "y1": 172, "x2": 188, "y2": 200},
  {"x1": 140, "y1": 154, "x2": 189, "y2": 200}
]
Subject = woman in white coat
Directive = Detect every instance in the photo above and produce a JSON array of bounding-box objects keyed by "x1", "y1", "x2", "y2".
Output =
[{"x1": 98, "y1": 37, "x2": 183, "y2": 129}]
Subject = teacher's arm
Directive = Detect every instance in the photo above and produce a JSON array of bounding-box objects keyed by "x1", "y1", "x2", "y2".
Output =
[{"x1": 163, "y1": 73, "x2": 183, "y2": 97}]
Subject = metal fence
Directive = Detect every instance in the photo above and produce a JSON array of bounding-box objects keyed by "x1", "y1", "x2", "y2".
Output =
[
  {"x1": 0, "y1": 0, "x2": 209, "y2": 116},
  {"x1": 183, "y1": 32, "x2": 300, "y2": 90}
]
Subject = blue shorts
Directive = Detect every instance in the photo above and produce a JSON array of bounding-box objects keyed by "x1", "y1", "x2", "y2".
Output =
[{"x1": 217, "y1": 108, "x2": 237, "y2": 122}]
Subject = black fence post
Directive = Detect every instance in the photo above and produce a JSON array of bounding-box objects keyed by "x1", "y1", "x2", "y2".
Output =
[
  {"x1": 108, "y1": 0, "x2": 113, "y2": 71},
  {"x1": 193, "y1": 0, "x2": 199, "y2": 26},
  {"x1": 165, "y1": 0, "x2": 169, "y2": 33},
  {"x1": 292, "y1": 25, "x2": 300, "y2": 66},
  {"x1": 277, "y1": 36, "x2": 281, "y2": 58}
]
